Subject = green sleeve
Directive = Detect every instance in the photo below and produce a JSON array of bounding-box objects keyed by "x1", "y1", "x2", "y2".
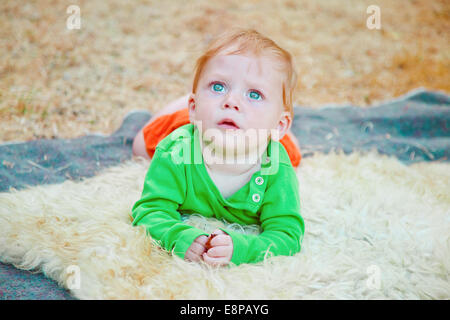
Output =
[
  {"x1": 131, "y1": 147, "x2": 208, "y2": 260},
  {"x1": 220, "y1": 165, "x2": 304, "y2": 266}
]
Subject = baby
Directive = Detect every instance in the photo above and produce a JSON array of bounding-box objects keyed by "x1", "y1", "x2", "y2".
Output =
[{"x1": 131, "y1": 28, "x2": 305, "y2": 267}]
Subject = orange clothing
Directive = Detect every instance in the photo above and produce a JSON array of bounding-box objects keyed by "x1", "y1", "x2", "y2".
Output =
[{"x1": 143, "y1": 108, "x2": 301, "y2": 167}]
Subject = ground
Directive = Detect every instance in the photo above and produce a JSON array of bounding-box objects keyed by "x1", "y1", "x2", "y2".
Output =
[{"x1": 0, "y1": 0, "x2": 448, "y2": 142}]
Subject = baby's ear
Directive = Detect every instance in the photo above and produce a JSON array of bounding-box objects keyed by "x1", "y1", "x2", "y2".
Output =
[
  {"x1": 188, "y1": 93, "x2": 196, "y2": 123},
  {"x1": 273, "y1": 111, "x2": 291, "y2": 141},
  {"x1": 188, "y1": 93, "x2": 196, "y2": 110}
]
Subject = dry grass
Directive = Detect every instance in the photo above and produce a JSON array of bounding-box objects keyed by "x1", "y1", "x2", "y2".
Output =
[{"x1": 0, "y1": 0, "x2": 449, "y2": 142}]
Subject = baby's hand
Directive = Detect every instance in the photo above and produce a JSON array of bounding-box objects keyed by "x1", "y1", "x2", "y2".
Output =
[
  {"x1": 185, "y1": 235, "x2": 208, "y2": 262},
  {"x1": 202, "y1": 229, "x2": 233, "y2": 266}
]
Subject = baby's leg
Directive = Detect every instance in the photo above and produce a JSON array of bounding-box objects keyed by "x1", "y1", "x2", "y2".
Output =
[
  {"x1": 286, "y1": 130, "x2": 300, "y2": 150},
  {"x1": 132, "y1": 94, "x2": 190, "y2": 159}
]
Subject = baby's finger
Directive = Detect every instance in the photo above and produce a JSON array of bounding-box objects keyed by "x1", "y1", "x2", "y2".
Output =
[
  {"x1": 202, "y1": 252, "x2": 229, "y2": 266},
  {"x1": 185, "y1": 250, "x2": 201, "y2": 262},
  {"x1": 190, "y1": 242, "x2": 206, "y2": 256},
  {"x1": 211, "y1": 229, "x2": 226, "y2": 236},
  {"x1": 206, "y1": 245, "x2": 231, "y2": 258},
  {"x1": 194, "y1": 235, "x2": 208, "y2": 246},
  {"x1": 210, "y1": 234, "x2": 232, "y2": 247}
]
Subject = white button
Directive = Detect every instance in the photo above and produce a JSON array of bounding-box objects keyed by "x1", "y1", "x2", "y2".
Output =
[
  {"x1": 252, "y1": 193, "x2": 260, "y2": 202},
  {"x1": 255, "y1": 176, "x2": 264, "y2": 185}
]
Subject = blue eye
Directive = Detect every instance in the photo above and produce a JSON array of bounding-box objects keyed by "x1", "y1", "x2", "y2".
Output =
[
  {"x1": 249, "y1": 90, "x2": 262, "y2": 100},
  {"x1": 212, "y1": 83, "x2": 224, "y2": 92}
]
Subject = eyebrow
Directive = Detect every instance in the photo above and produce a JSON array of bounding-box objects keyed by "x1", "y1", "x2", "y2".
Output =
[{"x1": 206, "y1": 73, "x2": 231, "y2": 82}]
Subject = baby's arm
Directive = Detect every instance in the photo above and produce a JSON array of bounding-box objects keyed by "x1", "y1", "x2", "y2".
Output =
[{"x1": 132, "y1": 146, "x2": 208, "y2": 260}]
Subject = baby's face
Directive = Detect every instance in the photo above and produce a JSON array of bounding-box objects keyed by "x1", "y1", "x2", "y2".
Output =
[{"x1": 189, "y1": 52, "x2": 291, "y2": 154}]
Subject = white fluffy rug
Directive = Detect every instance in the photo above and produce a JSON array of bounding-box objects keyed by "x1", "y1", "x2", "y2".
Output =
[{"x1": 0, "y1": 151, "x2": 449, "y2": 299}]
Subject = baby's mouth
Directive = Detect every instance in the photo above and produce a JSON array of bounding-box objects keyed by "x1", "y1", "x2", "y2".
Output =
[{"x1": 217, "y1": 118, "x2": 240, "y2": 130}]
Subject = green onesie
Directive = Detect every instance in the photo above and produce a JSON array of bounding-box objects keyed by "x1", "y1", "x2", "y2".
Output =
[{"x1": 131, "y1": 123, "x2": 304, "y2": 266}]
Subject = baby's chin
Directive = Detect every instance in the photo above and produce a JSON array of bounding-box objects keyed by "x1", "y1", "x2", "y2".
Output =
[{"x1": 200, "y1": 127, "x2": 270, "y2": 163}]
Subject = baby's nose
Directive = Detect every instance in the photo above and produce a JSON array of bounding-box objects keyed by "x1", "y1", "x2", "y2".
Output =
[
  {"x1": 223, "y1": 102, "x2": 240, "y2": 111},
  {"x1": 222, "y1": 92, "x2": 242, "y2": 111},
  {"x1": 223, "y1": 95, "x2": 239, "y2": 111}
]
